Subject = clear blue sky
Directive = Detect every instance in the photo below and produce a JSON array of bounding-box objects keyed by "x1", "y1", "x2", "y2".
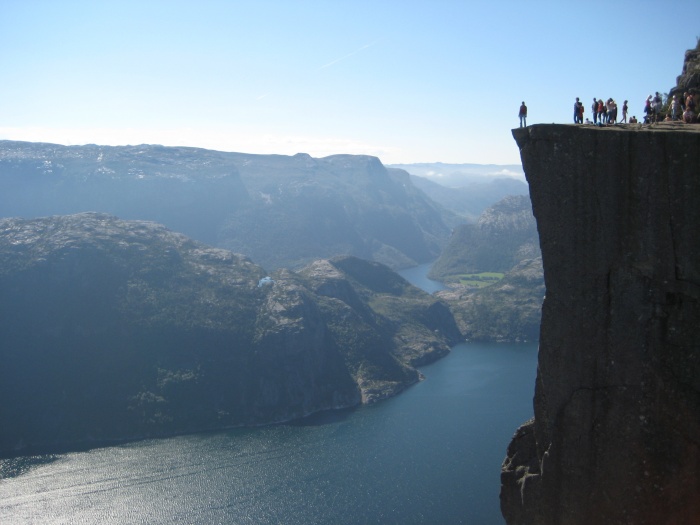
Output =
[{"x1": 1, "y1": 0, "x2": 698, "y2": 164}]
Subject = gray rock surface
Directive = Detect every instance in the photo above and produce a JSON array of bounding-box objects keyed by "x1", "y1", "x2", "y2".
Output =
[
  {"x1": 669, "y1": 39, "x2": 700, "y2": 100},
  {"x1": 501, "y1": 124, "x2": 700, "y2": 524}
]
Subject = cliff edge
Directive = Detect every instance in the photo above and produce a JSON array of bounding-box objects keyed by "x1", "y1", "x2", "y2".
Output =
[{"x1": 501, "y1": 124, "x2": 700, "y2": 525}]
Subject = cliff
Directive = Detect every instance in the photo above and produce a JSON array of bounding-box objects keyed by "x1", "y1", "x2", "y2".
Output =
[
  {"x1": 501, "y1": 124, "x2": 700, "y2": 524},
  {"x1": 0, "y1": 213, "x2": 461, "y2": 457}
]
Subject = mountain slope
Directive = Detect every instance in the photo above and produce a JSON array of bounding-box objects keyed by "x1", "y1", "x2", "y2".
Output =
[
  {"x1": 218, "y1": 153, "x2": 453, "y2": 270},
  {"x1": 0, "y1": 213, "x2": 461, "y2": 456},
  {"x1": 429, "y1": 194, "x2": 540, "y2": 281},
  {"x1": 436, "y1": 257, "x2": 544, "y2": 342}
]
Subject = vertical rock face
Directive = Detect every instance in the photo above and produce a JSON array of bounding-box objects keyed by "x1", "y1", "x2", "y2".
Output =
[{"x1": 501, "y1": 124, "x2": 700, "y2": 525}]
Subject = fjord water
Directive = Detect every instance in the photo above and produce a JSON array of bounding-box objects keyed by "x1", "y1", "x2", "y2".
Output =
[
  {"x1": 397, "y1": 261, "x2": 446, "y2": 294},
  {"x1": 0, "y1": 265, "x2": 537, "y2": 525}
]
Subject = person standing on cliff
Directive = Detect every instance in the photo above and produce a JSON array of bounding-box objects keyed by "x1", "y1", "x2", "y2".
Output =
[
  {"x1": 519, "y1": 101, "x2": 527, "y2": 128},
  {"x1": 652, "y1": 92, "x2": 662, "y2": 122},
  {"x1": 592, "y1": 98, "x2": 598, "y2": 124},
  {"x1": 621, "y1": 100, "x2": 628, "y2": 123},
  {"x1": 597, "y1": 98, "x2": 605, "y2": 124},
  {"x1": 574, "y1": 97, "x2": 583, "y2": 124},
  {"x1": 611, "y1": 99, "x2": 618, "y2": 123},
  {"x1": 670, "y1": 96, "x2": 680, "y2": 120},
  {"x1": 604, "y1": 99, "x2": 613, "y2": 123},
  {"x1": 644, "y1": 95, "x2": 652, "y2": 123}
]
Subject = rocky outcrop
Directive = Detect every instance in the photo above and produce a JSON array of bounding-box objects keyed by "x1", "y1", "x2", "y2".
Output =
[
  {"x1": 0, "y1": 213, "x2": 460, "y2": 457},
  {"x1": 501, "y1": 124, "x2": 700, "y2": 524},
  {"x1": 669, "y1": 39, "x2": 700, "y2": 100}
]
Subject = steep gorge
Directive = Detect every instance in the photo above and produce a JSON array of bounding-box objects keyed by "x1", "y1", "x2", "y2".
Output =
[{"x1": 501, "y1": 124, "x2": 700, "y2": 524}]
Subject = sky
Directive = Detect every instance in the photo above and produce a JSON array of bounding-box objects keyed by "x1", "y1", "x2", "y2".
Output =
[{"x1": 1, "y1": 0, "x2": 698, "y2": 165}]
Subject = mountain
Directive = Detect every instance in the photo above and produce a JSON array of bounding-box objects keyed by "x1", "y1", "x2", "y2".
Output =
[
  {"x1": 436, "y1": 257, "x2": 543, "y2": 342},
  {"x1": 219, "y1": 153, "x2": 453, "y2": 270},
  {"x1": 388, "y1": 162, "x2": 528, "y2": 222},
  {"x1": 0, "y1": 142, "x2": 248, "y2": 247},
  {"x1": 415, "y1": 195, "x2": 543, "y2": 343},
  {"x1": 429, "y1": 194, "x2": 540, "y2": 281},
  {"x1": 0, "y1": 142, "x2": 454, "y2": 271},
  {"x1": 0, "y1": 213, "x2": 461, "y2": 457}
]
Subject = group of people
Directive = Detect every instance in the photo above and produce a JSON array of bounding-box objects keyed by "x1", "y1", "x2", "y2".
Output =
[
  {"x1": 654, "y1": 91, "x2": 697, "y2": 123},
  {"x1": 588, "y1": 98, "x2": 627, "y2": 124},
  {"x1": 572, "y1": 97, "x2": 627, "y2": 124},
  {"x1": 517, "y1": 91, "x2": 698, "y2": 127}
]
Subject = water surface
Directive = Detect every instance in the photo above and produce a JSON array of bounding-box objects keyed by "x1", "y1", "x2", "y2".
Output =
[
  {"x1": 398, "y1": 262, "x2": 446, "y2": 294},
  {"x1": 0, "y1": 343, "x2": 536, "y2": 524}
]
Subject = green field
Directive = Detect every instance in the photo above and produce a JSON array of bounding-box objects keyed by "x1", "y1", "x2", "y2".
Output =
[{"x1": 457, "y1": 272, "x2": 504, "y2": 288}]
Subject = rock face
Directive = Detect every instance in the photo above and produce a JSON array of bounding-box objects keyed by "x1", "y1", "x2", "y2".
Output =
[
  {"x1": 669, "y1": 39, "x2": 700, "y2": 100},
  {"x1": 0, "y1": 213, "x2": 461, "y2": 457},
  {"x1": 501, "y1": 124, "x2": 700, "y2": 524}
]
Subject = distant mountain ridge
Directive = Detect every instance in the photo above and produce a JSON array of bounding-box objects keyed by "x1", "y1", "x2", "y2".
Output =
[
  {"x1": 388, "y1": 162, "x2": 525, "y2": 185},
  {"x1": 389, "y1": 162, "x2": 528, "y2": 222},
  {"x1": 0, "y1": 213, "x2": 461, "y2": 457},
  {"x1": 0, "y1": 141, "x2": 455, "y2": 271}
]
